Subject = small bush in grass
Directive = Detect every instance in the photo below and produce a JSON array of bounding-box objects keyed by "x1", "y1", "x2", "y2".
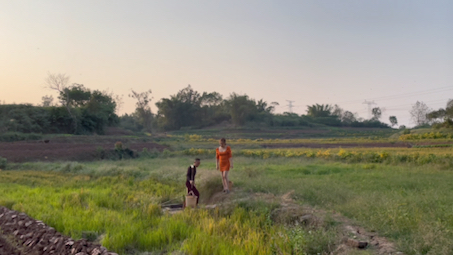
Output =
[
  {"x1": 0, "y1": 156, "x2": 7, "y2": 169},
  {"x1": 141, "y1": 148, "x2": 160, "y2": 158},
  {"x1": 96, "y1": 146, "x2": 105, "y2": 159},
  {"x1": 114, "y1": 141, "x2": 123, "y2": 150},
  {"x1": 161, "y1": 149, "x2": 172, "y2": 158},
  {"x1": 0, "y1": 199, "x2": 15, "y2": 209},
  {"x1": 82, "y1": 231, "x2": 99, "y2": 242}
]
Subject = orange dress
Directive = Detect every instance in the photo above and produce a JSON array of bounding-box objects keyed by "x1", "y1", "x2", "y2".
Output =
[{"x1": 216, "y1": 146, "x2": 232, "y2": 172}]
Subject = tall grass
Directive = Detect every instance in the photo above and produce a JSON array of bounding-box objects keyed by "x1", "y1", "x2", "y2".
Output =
[
  {"x1": 4, "y1": 155, "x2": 453, "y2": 254},
  {"x1": 231, "y1": 157, "x2": 453, "y2": 255},
  {"x1": 0, "y1": 158, "x2": 336, "y2": 254}
]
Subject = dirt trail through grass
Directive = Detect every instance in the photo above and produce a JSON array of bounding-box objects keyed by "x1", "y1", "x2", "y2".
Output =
[{"x1": 204, "y1": 189, "x2": 404, "y2": 255}]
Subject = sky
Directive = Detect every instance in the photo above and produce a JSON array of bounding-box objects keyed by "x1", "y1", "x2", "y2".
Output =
[{"x1": 1, "y1": 1, "x2": 452, "y2": 127}]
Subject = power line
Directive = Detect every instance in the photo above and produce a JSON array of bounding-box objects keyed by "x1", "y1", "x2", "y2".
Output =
[
  {"x1": 335, "y1": 86, "x2": 453, "y2": 105},
  {"x1": 362, "y1": 100, "x2": 376, "y2": 119},
  {"x1": 286, "y1": 100, "x2": 295, "y2": 113},
  {"x1": 380, "y1": 98, "x2": 450, "y2": 110}
]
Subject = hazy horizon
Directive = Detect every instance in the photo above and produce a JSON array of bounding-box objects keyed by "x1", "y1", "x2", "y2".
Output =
[{"x1": 2, "y1": 1, "x2": 452, "y2": 127}]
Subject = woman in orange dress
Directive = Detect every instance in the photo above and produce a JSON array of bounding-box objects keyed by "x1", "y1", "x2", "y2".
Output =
[{"x1": 216, "y1": 138, "x2": 233, "y2": 193}]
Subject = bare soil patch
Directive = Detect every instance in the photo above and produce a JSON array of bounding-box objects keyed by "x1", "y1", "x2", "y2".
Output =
[{"x1": 0, "y1": 139, "x2": 167, "y2": 163}]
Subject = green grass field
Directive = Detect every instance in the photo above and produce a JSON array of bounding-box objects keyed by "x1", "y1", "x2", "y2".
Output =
[{"x1": 2, "y1": 129, "x2": 453, "y2": 254}]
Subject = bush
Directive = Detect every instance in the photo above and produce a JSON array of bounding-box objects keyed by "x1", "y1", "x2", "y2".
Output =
[
  {"x1": 140, "y1": 148, "x2": 160, "y2": 158},
  {"x1": 0, "y1": 132, "x2": 42, "y2": 142},
  {"x1": 0, "y1": 156, "x2": 7, "y2": 169}
]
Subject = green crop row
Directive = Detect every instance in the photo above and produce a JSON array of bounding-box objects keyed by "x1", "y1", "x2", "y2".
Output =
[
  {"x1": 399, "y1": 132, "x2": 453, "y2": 140},
  {"x1": 178, "y1": 147, "x2": 453, "y2": 166}
]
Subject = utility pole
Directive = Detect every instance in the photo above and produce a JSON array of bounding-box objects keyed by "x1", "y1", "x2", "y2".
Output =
[
  {"x1": 363, "y1": 100, "x2": 376, "y2": 119},
  {"x1": 286, "y1": 100, "x2": 294, "y2": 113}
]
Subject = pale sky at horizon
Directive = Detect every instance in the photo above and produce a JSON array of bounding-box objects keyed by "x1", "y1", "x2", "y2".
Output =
[{"x1": 1, "y1": 1, "x2": 452, "y2": 127}]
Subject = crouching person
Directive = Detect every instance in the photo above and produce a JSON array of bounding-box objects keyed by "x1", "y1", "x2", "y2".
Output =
[{"x1": 186, "y1": 158, "x2": 200, "y2": 206}]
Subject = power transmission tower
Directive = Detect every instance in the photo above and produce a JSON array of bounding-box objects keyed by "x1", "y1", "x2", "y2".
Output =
[
  {"x1": 286, "y1": 100, "x2": 294, "y2": 113},
  {"x1": 363, "y1": 100, "x2": 376, "y2": 119}
]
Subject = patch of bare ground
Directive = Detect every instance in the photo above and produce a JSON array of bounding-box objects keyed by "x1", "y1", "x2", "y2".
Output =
[
  {"x1": 204, "y1": 190, "x2": 404, "y2": 255},
  {"x1": 0, "y1": 206, "x2": 117, "y2": 255},
  {"x1": 0, "y1": 140, "x2": 167, "y2": 163}
]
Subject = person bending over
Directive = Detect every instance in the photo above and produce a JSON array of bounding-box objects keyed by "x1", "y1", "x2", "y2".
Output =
[{"x1": 186, "y1": 158, "x2": 201, "y2": 205}]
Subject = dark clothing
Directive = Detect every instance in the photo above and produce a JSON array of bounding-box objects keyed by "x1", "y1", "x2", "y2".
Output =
[
  {"x1": 186, "y1": 165, "x2": 197, "y2": 182},
  {"x1": 186, "y1": 165, "x2": 199, "y2": 204},
  {"x1": 186, "y1": 180, "x2": 200, "y2": 204}
]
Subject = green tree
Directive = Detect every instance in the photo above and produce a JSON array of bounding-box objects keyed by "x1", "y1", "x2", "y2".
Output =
[
  {"x1": 155, "y1": 85, "x2": 203, "y2": 130},
  {"x1": 59, "y1": 84, "x2": 92, "y2": 107},
  {"x1": 341, "y1": 111, "x2": 356, "y2": 124},
  {"x1": 199, "y1": 92, "x2": 228, "y2": 125},
  {"x1": 306, "y1": 104, "x2": 333, "y2": 118},
  {"x1": 81, "y1": 89, "x2": 118, "y2": 134},
  {"x1": 371, "y1": 107, "x2": 382, "y2": 121},
  {"x1": 225, "y1": 93, "x2": 257, "y2": 126},
  {"x1": 427, "y1": 99, "x2": 453, "y2": 128},
  {"x1": 389, "y1": 116, "x2": 398, "y2": 127}
]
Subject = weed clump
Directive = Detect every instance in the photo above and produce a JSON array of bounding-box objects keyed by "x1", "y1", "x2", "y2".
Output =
[{"x1": 0, "y1": 156, "x2": 7, "y2": 169}]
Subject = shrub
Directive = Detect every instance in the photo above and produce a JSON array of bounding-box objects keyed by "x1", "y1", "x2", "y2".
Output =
[
  {"x1": 114, "y1": 141, "x2": 123, "y2": 150},
  {"x1": 96, "y1": 146, "x2": 106, "y2": 159},
  {"x1": 0, "y1": 132, "x2": 42, "y2": 142},
  {"x1": 140, "y1": 148, "x2": 160, "y2": 158},
  {"x1": 0, "y1": 156, "x2": 7, "y2": 169}
]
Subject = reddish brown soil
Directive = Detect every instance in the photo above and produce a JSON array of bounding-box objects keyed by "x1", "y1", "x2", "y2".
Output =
[
  {"x1": 0, "y1": 206, "x2": 117, "y2": 255},
  {"x1": 0, "y1": 138, "x2": 167, "y2": 163},
  {"x1": 261, "y1": 142, "x2": 412, "y2": 149}
]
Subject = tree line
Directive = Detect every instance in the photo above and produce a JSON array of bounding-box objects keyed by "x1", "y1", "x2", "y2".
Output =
[
  {"x1": 0, "y1": 74, "x2": 118, "y2": 135},
  {"x1": 10, "y1": 73, "x2": 453, "y2": 135},
  {"x1": 122, "y1": 85, "x2": 392, "y2": 133}
]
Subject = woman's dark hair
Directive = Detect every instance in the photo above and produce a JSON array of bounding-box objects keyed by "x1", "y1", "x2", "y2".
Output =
[
  {"x1": 195, "y1": 158, "x2": 201, "y2": 162},
  {"x1": 220, "y1": 138, "x2": 226, "y2": 143}
]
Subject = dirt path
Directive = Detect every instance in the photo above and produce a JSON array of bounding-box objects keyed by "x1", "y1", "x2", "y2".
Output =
[{"x1": 204, "y1": 190, "x2": 404, "y2": 255}]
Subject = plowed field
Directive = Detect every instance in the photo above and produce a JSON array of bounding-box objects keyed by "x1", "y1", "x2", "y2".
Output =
[{"x1": 0, "y1": 138, "x2": 166, "y2": 163}]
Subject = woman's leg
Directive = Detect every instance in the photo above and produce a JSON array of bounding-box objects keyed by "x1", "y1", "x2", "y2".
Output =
[
  {"x1": 220, "y1": 171, "x2": 227, "y2": 190},
  {"x1": 223, "y1": 171, "x2": 230, "y2": 192}
]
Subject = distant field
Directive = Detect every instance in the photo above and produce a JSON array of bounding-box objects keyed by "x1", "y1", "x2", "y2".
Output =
[{"x1": 168, "y1": 126, "x2": 400, "y2": 139}]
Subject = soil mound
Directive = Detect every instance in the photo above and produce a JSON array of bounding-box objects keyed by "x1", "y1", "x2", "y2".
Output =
[{"x1": 0, "y1": 206, "x2": 117, "y2": 255}]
